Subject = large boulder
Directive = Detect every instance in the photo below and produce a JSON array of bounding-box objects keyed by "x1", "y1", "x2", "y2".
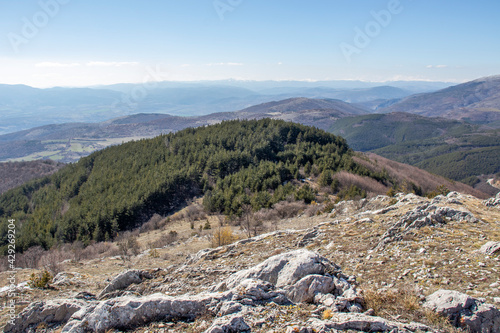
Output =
[
  {"x1": 423, "y1": 289, "x2": 500, "y2": 333},
  {"x1": 4, "y1": 299, "x2": 85, "y2": 333},
  {"x1": 97, "y1": 269, "x2": 152, "y2": 299},
  {"x1": 219, "y1": 249, "x2": 360, "y2": 307},
  {"x1": 286, "y1": 274, "x2": 334, "y2": 303},
  {"x1": 63, "y1": 293, "x2": 220, "y2": 332},
  {"x1": 222, "y1": 249, "x2": 340, "y2": 290}
]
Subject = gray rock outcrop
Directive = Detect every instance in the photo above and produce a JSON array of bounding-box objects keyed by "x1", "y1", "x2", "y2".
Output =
[
  {"x1": 479, "y1": 241, "x2": 500, "y2": 256},
  {"x1": 483, "y1": 192, "x2": 500, "y2": 207},
  {"x1": 378, "y1": 203, "x2": 479, "y2": 247},
  {"x1": 204, "y1": 315, "x2": 250, "y2": 333},
  {"x1": 423, "y1": 289, "x2": 500, "y2": 333},
  {"x1": 4, "y1": 300, "x2": 85, "y2": 333},
  {"x1": 5, "y1": 250, "x2": 368, "y2": 332},
  {"x1": 220, "y1": 249, "x2": 340, "y2": 290},
  {"x1": 97, "y1": 269, "x2": 152, "y2": 299},
  {"x1": 307, "y1": 314, "x2": 431, "y2": 332}
]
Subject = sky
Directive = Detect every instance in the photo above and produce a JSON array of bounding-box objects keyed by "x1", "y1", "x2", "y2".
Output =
[{"x1": 1, "y1": 0, "x2": 500, "y2": 88}]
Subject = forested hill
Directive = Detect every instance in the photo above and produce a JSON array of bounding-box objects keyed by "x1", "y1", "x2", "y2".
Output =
[{"x1": 0, "y1": 119, "x2": 389, "y2": 253}]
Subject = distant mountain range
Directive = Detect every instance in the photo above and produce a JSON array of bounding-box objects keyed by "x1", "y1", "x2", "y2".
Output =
[
  {"x1": 0, "y1": 97, "x2": 366, "y2": 161},
  {"x1": 0, "y1": 80, "x2": 451, "y2": 136},
  {"x1": 1, "y1": 75, "x2": 499, "y2": 192},
  {"x1": 380, "y1": 75, "x2": 500, "y2": 126}
]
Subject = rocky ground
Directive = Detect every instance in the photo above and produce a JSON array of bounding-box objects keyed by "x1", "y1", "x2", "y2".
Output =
[{"x1": 1, "y1": 191, "x2": 500, "y2": 332}]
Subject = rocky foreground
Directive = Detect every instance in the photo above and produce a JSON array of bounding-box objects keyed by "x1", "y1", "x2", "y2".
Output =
[{"x1": 2, "y1": 192, "x2": 500, "y2": 332}]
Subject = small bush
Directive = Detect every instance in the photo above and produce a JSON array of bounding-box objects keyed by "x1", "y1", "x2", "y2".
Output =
[
  {"x1": 426, "y1": 185, "x2": 450, "y2": 199},
  {"x1": 335, "y1": 185, "x2": 366, "y2": 203},
  {"x1": 212, "y1": 226, "x2": 235, "y2": 248},
  {"x1": 322, "y1": 201, "x2": 335, "y2": 214},
  {"x1": 295, "y1": 184, "x2": 316, "y2": 204},
  {"x1": 28, "y1": 270, "x2": 52, "y2": 289},
  {"x1": 117, "y1": 233, "x2": 141, "y2": 259},
  {"x1": 322, "y1": 308, "x2": 333, "y2": 320},
  {"x1": 140, "y1": 214, "x2": 164, "y2": 233},
  {"x1": 149, "y1": 249, "x2": 160, "y2": 258}
]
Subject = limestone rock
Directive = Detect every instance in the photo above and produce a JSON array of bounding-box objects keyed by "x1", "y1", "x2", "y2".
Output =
[
  {"x1": 423, "y1": 289, "x2": 500, "y2": 333},
  {"x1": 378, "y1": 203, "x2": 479, "y2": 247},
  {"x1": 63, "y1": 293, "x2": 219, "y2": 332},
  {"x1": 204, "y1": 315, "x2": 250, "y2": 333},
  {"x1": 308, "y1": 313, "x2": 431, "y2": 332},
  {"x1": 97, "y1": 269, "x2": 152, "y2": 299},
  {"x1": 483, "y1": 192, "x2": 500, "y2": 207},
  {"x1": 4, "y1": 299, "x2": 85, "y2": 333},
  {"x1": 285, "y1": 274, "x2": 334, "y2": 303},
  {"x1": 479, "y1": 241, "x2": 500, "y2": 256},
  {"x1": 222, "y1": 249, "x2": 340, "y2": 290},
  {"x1": 230, "y1": 278, "x2": 288, "y2": 305},
  {"x1": 52, "y1": 272, "x2": 83, "y2": 287}
]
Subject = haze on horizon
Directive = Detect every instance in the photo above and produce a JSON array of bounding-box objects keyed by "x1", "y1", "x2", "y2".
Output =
[{"x1": 1, "y1": 0, "x2": 500, "y2": 88}]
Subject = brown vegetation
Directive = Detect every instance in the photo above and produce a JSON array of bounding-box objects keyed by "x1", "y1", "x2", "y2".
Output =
[
  {"x1": 0, "y1": 160, "x2": 64, "y2": 194},
  {"x1": 356, "y1": 153, "x2": 489, "y2": 198}
]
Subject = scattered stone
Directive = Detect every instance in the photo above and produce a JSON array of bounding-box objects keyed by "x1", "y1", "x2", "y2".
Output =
[
  {"x1": 423, "y1": 289, "x2": 500, "y2": 333},
  {"x1": 52, "y1": 272, "x2": 83, "y2": 287},
  {"x1": 377, "y1": 203, "x2": 479, "y2": 248},
  {"x1": 204, "y1": 315, "x2": 250, "y2": 333},
  {"x1": 479, "y1": 241, "x2": 500, "y2": 256},
  {"x1": 483, "y1": 192, "x2": 500, "y2": 207},
  {"x1": 97, "y1": 269, "x2": 152, "y2": 299},
  {"x1": 296, "y1": 229, "x2": 320, "y2": 247}
]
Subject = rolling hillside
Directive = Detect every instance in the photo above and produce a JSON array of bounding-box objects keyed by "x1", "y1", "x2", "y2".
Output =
[
  {"x1": 0, "y1": 160, "x2": 65, "y2": 195},
  {"x1": 330, "y1": 113, "x2": 500, "y2": 186},
  {"x1": 381, "y1": 75, "x2": 500, "y2": 126},
  {"x1": 0, "y1": 98, "x2": 367, "y2": 162},
  {"x1": 1, "y1": 119, "x2": 362, "y2": 252}
]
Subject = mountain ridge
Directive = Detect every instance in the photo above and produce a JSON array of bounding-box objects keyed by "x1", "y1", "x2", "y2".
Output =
[{"x1": 381, "y1": 75, "x2": 500, "y2": 125}]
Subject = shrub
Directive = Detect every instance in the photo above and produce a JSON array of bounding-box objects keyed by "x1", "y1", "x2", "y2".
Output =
[
  {"x1": 212, "y1": 226, "x2": 235, "y2": 247},
  {"x1": 28, "y1": 270, "x2": 52, "y2": 289},
  {"x1": 335, "y1": 185, "x2": 366, "y2": 203},
  {"x1": 294, "y1": 185, "x2": 316, "y2": 204},
  {"x1": 426, "y1": 185, "x2": 450, "y2": 199},
  {"x1": 140, "y1": 213, "x2": 164, "y2": 233},
  {"x1": 117, "y1": 233, "x2": 141, "y2": 259},
  {"x1": 148, "y1": 249, "x2": 159, "y2": 258}
]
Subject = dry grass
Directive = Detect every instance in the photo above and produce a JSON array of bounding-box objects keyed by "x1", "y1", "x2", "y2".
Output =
[
  {"x1": 335, "y1": 170, "x2": 389, "y2": 196},
  {"x1": 0, "y1": 191, "x2": 498, "y2": 331},
  {"x1": 363, "y1": 287, "x2": 461, "y2": 333},
  {"x1": 358, "y1": 153, "x2": 488, "y2": 199}
]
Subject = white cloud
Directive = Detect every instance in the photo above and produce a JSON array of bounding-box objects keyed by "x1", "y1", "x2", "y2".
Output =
[
  {"x1": 206, "y1": 62, "x2": 243, "y2": 66},
  {"x1": 35, "y1": 62, "x2": 81, "y2": 68},
  {"x1": 426, "y1": 64, "x2": 448, "y2": 68},
  {"x1": 86, "y1": 61, "x2": 139, "y2": 67}
]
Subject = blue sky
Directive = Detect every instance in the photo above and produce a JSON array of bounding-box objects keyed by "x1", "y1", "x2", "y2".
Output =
[{"x1": 1, "y1": 0, "x2": 499, "y2": 87}]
